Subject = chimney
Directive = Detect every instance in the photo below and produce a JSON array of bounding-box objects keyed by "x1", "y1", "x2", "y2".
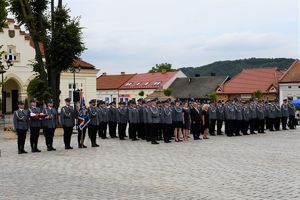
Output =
[
  {"x1": 195, "y1": 74, "x2": 200, "y2": 77},
  {"x1": 121, "y1": 72, "x2": 125, "y2": 75},
  {"x1": 102, "y1": 72, "x2": 107, "y2": 76},
  {"x1": 211, "y1": 73, "x2": 216, "y2": 76}
]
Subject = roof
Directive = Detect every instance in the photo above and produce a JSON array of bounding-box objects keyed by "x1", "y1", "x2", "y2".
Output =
[
  {"x1": 145, "y1": 89, "x2": 176, "y2": 101},
  {"x1": 97, "y1": 73, "x2": 136, "y2": 90},
  {"x1": 73, "y1": 59, "x2": 95, "y2": 70},
  {"x1": 279, "y1": 59, "x2": 300, "y2": 83},
  {"x1": 169, "y1": 76, "x2": 229, "y2": 98},
  {"x1": 218, "y1": 68, "x2": 284, "y2": 94},
  {"x1": 119, "y1": 71, "x2": 177, "y2": 89}
]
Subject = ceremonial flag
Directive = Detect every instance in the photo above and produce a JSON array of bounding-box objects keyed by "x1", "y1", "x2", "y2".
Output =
[{"x1": 78, "y1": 90, "x2": 90, "y2": 130}]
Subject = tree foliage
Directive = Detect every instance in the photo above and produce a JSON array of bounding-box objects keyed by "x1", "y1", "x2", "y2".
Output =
[
  {"x1": 149, "y1": 63, "x2": 175, "y2": 73},
  {"x1": 27, "y1": 78, "x2": 52, "y2": 105},
  {"x1": 163, "y1": 89, "x2": 172, "y2": 97},
  {"x1": 138, "y1": 90, "x2": 145, "y2": 97},
  {"x1": 253, "y1": 90, "x2": 263, "y2": 99},
  {"x1": 9, "y1": 0, "x2": 85, "y2": 108},
  {"x1": 0, "y1": 0, "x2": 8, "y2": 28},
  {"x1": 208, "y1": 92, "x2": 217, "y2": 101},
  {"x1": 180, "y1": 58, "x2": 295, "y2": 77}
]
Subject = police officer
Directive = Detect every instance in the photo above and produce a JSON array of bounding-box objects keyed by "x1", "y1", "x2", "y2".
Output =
[
  {"x1": 256, "y1": 100, "x2": 265, "y2": 133},
  {"x1": 161, "y1": 100, "x2": 172, "y2": 143},
  {"x1": 60, "y1": 98, "x2": 76, "y2": 149},
  {"x1": 150, "y1": 100, "x2": 160, "y2": 144},
  {"x1": 108, "y1": 101, "x2": 118, "y2": 138},
  {"x1": 157, "y1": 100, "x2": 164, "y2": 141},
  {"x1": 137, "y1": 99, "x2": 146, "y2": 140},
  {"x1": 128, "y1": 100, "x2": 140, "y2": 141},
  {"x1": 43, "y1": 99, "x2": 58, "y2": 151},
  {"x1": 268, "y1": 101, "x2": 276, "y2": 131},
  {"x1": 144, "y1": 100, "x2": 152, "y2": 142},
  {"x1": 208, "y1": 101, "x2": 217, "y2": 136},
  {"x1": 225, "y1": 100, "x2": 235, "y2": 137},
  {"x1": 88, "y1": 99, "x2": 99, "y2": 147},
  {"x1": 117, "y1": 101, "x2": 128, "y2": 140},
  {"x1": 288, "y1": 98, "x2": 296, "y2": 129},
  {"x1": 249, "y1": 99, "x2": 258, "y2": 134},
  {"x1": 234, "y1": 100, "x2": 243, "y2": 136},
  {"x1": 96, "y1": 100, "x2": 102, "y2": 138},
  {"x1": 241, "y1": 101, "x2": 250, "y2": 135},
  {"x1": 99, "y1": 101, "x2": 108, "y2": 139},
  {"x1": 216, "y1": 101, "x2": 224, "y2": 135},
  {"x1": 274, "y1": 100, "x2": 282, "y2": 131},
  {"x1": 13, "y1": 100, "x2": 29, "y2": 154},
  {"x1": 28, "y1": 98, "x2": 42, "y2": 152},
  {"x1": 281, "y1": 99, "x2": 289, "y2": 130}
]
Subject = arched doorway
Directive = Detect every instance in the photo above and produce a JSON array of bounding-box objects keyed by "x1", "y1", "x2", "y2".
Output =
[{"x1": 2, "y1": 78, "x2": 22, "y2": 113}]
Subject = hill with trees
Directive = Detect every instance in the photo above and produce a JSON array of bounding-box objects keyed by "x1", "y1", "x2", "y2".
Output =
[{"x1": 180, "y1": 58, "x2": 295, "y2": 77}]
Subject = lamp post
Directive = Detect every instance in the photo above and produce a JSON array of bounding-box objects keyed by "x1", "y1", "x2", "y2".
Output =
[
  {"x1": 71, "y1": 66, "x2": 81, "y2": 104},
  {"x1": 0, "y1": 59, "x2": 13, "y2": 118}
]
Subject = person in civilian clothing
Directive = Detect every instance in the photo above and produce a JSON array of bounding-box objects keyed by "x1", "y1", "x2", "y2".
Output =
[
  {"x1": 190, "y1": 101, "x2": 202, "y2": 140},
  {"x1": 43, "y1": 99, "x2": 58, "y2": 151},
  {"x1": 60, "y1": 98, "x2": 76, "y2": 149},
  {"x1": 202, "y1": 104, "x2": 210, "y2": 139},
  {"x1": 28, "y1": 98, "x2": 42, "y2": 153},
  {"x1": 216, "y1": 101, "x2": 224, "y2": 135},
  {"x1": 281, "y1": 99, "x2": 289, "y2": 130},
  {"x1": 13, "y1": 100, "x2": 29, "y2": 154}
]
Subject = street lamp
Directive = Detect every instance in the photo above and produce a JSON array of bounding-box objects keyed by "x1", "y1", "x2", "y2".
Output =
[
  {"x1": 0, "y1": 59, "x2": 13, "y2": 117},
  {"x1": 70, "y1": 66, "x2": 81, "y2": 103}
]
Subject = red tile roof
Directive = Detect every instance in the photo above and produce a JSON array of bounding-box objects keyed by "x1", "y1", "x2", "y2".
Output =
[
  {"x1": 279, "y1": 59, "x2": 300, "y2": 83},
  {"x1": 119, "y1": 71, "x2": 177, "y2": 89},
  {"x1": 217, "y1": 68, "x2": 284, "y2": 94},
  {"x1": 97, "y1": 73, "x2": 136, "y2": 90},
  {"x1": 73, "y1": 59, "x2": 95, "y2": 69}
]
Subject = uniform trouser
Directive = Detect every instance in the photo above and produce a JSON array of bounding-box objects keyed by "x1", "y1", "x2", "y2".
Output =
[
  {"x1": 241, "y1": 120, "x2": 249, "y2": 134},
  {"x1": 151, "y1": 123, "x2": 158, "y2": 142},
  {"x1": 118, "y1": 123, "x2": 127, "y2": 139},
  {"x1": 249, "y1": 119, "x2": 257, "y2": 133},
  {"x1": 190, "y1": 122, "x2": 201, "y2": 139},
  {"x1": 30, "y1": 127, "x2": 40, "y2": 150},
  {"x1": 108, "y1": 122, "x2": 117, "y2": 137},
  {"x1": 226, "y1": 120, "x2": 234, "y2": 136},
  {"x1": 78, "y1": 127, "x2": 87, "y2": 146},
  {"x1": 265, "y1": 117, "x2": 270, "y2": 130},
  {"x1": 163, "y1": 124, "x2": 172, "y2": 142},
  {"x1": 209, "y1": 119, "x2": 216, "y2": 135},
  {"x1": 145, "y1": 123, "x2": 151, "y2": 141},
  {"x1": 257, "y1": 119, "x2": 265, "y2": 133},
  {"x1": 63, "y1": 127, "x2": 73, "y2": 148},
  {"x1": 224, "y1": 120, "x2": 229, "y2": 135},
  {"x1": 289, "y1": 116, "x2": 296, "y2": 129},
  {"x1": 102, "y1": 122, "x2": 108, "y2": 138},
  {"x1": 234, "y1": 120, "x2": 242, "y2": 135},
  {"x1": 138, "y1": 123, "x2": 145, "y2": 139},
  {"x1": 129, "y1": 123, "x2": 138, "y2": 140},
  {"x1": 274, "y1": 117, "x2": 281, "y2": 130},
  {"x1": 269, "y1": 118, "x2": 275, "y2": 131},
  {"x1": 17, "y1": 129, "x2": 27, "y2": 151},
  {"x1": 88, "y1": 124, "x2": 98, "y2": 145},
  {"x1": 44, "y1": 128, "x2": 55, "y2": 148},
  {"x1": 217, "y1": 119, "x2": 223, "y2": 134},
  {"x1": 282, "y1": 117, "x2": 288, "y2": 129},
  {"x1": 157, "y1": 123, "x2": 163, "y2": 140},
  {"x1": 97, "y1": 123, "x2": 103, "y2": 138}
]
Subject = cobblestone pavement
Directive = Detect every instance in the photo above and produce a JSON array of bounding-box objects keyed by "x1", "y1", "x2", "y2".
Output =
[{"x1": 0, "y1": 128, "x2": 300, "y2": 200}]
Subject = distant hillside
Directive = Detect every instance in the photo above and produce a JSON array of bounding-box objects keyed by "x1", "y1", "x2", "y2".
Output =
[{"x1": 180, "y1": 58, "x2": 295, "y2": 77}]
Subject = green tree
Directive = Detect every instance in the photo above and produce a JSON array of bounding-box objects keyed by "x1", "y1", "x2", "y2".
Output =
[
  {"x1": 149, "y1": 63, "x2": 175, "y2": 73},
  {"x1": 138, "y1": 90, "x2": 145, "y2": 97},
  {"x1": 208, "y1": 92, "x2": 217, "y2": 101},
  {"x1": 27, "y1": 78, "x2": 52, "y2": 105},
  {"x1": 253, "y1": 90, "x2": 263, "y2": 99},
  {"x1": 9, "y1": 0, "x2": 85, "y2": 108},
  {"x1": 0, "y1": 0, "x2": 8, "y2": 28},
  {"x1": 163, "y1": 89, "x2": 172, "y2": 97}
]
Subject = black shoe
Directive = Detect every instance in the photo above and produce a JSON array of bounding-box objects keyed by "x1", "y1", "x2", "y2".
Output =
[
  {"x1": 22, "y1": 150, "x2": 28, "y2": 154},
  {"x1": 92, "y1": 144, "x2": 99, "y2": 147},
  {"x1": 65, "y1": 146, "x2": 73, "y2": 150},
  {"x1": 151, "y1": 141, "x2": 159, "y2": 144},
  {"x1": 101, "y1": 137, "x2": 107, "y2": 139},
  {"x1": 210, "y1": 133, "x2": 216, "y2": 136},
  {"x1": 51, "y1": 147, "x2": 56, "y2": 151},
  {"x1": 194, "y1": 138, "x2": 200, "y2": 140},
  {"x1": 164, "y1": 140, "x2": 171, "y2": 143},
  {"x1": 82, "y1": 145, "x2": 87, "y2": 148},
  {"x1": 217, "y1": 133, "x2": 224, "y2": 135},
  {"x1": 79, "y1": 145, "x2": 83, "y2": 148},
  {"x1": 132, "y1": 138, "x2": 139, "y2": 141},
  {"x1": 120, "y1": 138, "x2": 125, "y2": 140},
  {"x1": 243, "y1": 133, "x2": 249, "y2": 135},
  {"x1": 235, "y1": 134, "x2": 242, "y2": 136},
  {"x1": 47, "y1": 147, "x2": 52, "y2": 151},
  {"x1": 18, "y1": 150, "x2": 23, "y2": 154}
]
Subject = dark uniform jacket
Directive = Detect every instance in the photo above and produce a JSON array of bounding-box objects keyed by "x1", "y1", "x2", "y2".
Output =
[
  {"x1": 216, "y1": 105, "x2": 225, "y2": 120},
  {"x1": 13, "y1": 109, "x2": 29, "y2": 130},
  {"x1": 108, "y1": 107, "x2": 118, "y2": 122},
  {"x1": 162, "y1": 106, "x2": 172, "y2": 124},
  {"x1": 208, "y1": 105, "x2": 217, "y2": 120},
  {"x1": 256, "y1": 105, "x2": 265, "y2": 120},
  {"x1": 28, "y1": 107, "x2": 42, "y2": 128},
  {"x1": 43, "y1": 107, "x2": 58, "y2": 129},
  {"x1": 235, "y1": 105, "x2": 243, "y2": 120},
  {"x1": 117, "y1": 107, "x2": 128, "y2": 124},
  {"x1": 150, "y1": 106, "x2": 160, "y2": 124},
  {"x1": 128, "y1": 108, "x2": 139, "y2": 124},
  {"x1": 60, "y1": 106, "x2": 76, "y2": 127},
  {"x1": 172, "y1": 107, "x2": 183, "y2": 122},
  {"x1": 281, "y1": 104, "x2": 289, "y2": 117},
  {"x1": 88, "y1": 106, "x2": 99, "y2": 125},
  {"x1": 242, "y1": 106, "x2": 250, "y2": 121}
]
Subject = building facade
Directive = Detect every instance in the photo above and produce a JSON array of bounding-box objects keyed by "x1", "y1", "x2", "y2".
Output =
[
  {"x1": 279, "y1": 60, "x2": 300, "y2": 104},
  {"x1": 0, "y1": 19, "x2": 98, "y2": 113}
]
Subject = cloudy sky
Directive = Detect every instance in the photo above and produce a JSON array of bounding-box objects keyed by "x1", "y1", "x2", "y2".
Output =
[{"x1": 64, "y1": 0, "x2": 299, "y2": 74}]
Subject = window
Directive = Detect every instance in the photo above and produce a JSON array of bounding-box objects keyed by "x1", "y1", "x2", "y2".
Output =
[
  {"x1": 125, "y1": 82, "x2": 132, "y2": 86},
  {"x1": 120, "y1": 98, "x2": 123, "y2": 102},
  {"x1": 68, "y1": 83, "x2": 78, "y2": 101},
  {"x1": 7, "y1": 48, "x2": 14, "y2": 61},
  {"x1": 136, "y1": 82, "x2": 141, "y2": 85},
  {"x1": 288, "y1": 86, "x2": 292, "y2": 89},
  {"x1": 113, "y1": 98, "x2": 116, "y2": 102},
  {"x1": 298, "y1": 86, "x2": 300, "y2": 88},
  {"x1": 144, "y1": 82, "x2": 149, "y2": 85},
  {"x1": 153, "y1": 81, "x2": 161, "y2": 86}
]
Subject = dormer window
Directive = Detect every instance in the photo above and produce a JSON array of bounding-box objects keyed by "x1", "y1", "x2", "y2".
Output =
[
  {"x1": 136, "y1": 82, "x2": 141, "y2": 85},
  {"x1": 125, "y1": 82, "x2": 132, "y2": 86},
  {"x1": 144, "y1": 82, "x2": 149, "y2": 85},
  {"x1": 153, "y1": 81, "x2": 161, "y2": 86}
]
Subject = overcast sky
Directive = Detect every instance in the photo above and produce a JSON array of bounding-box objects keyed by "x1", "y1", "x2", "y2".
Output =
[{"x1": 63, "y1": 0, "x2": 299, "y2": 74}]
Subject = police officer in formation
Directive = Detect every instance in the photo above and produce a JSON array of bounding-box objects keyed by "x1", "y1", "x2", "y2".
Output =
[{"x1": 12, "y1": 96, "x2": 298, "y2": 154}]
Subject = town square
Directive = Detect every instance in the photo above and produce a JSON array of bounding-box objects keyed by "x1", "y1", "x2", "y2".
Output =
[{"x1": 0, "y1": 0, "x2": 299, "y2": 200}]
